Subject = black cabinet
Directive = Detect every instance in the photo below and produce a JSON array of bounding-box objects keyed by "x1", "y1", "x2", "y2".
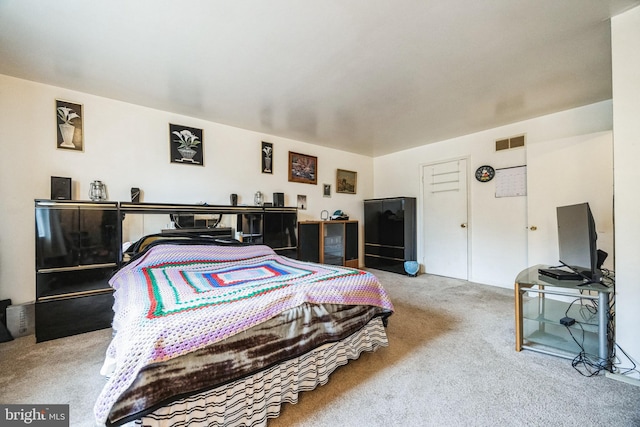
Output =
[
  {"x1": 364, "y1": 197, "x2": 416, "y2": 274},
  {"x1": 35, "y1": 200, "x2": 120, "y2": 342},
  {"x1": 237, "y1": 207, "x2": 298, "y2": 258},
  {"x1": 264, "y1": 210, "x2": 298, "y2": 258},
  {"x1": 298, "y1": 221, "x2": 359, "y2": 268}
]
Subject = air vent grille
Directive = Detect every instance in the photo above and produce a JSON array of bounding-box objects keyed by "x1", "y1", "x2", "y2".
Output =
[{"x1": 496, "y1": 134, "x2": 525, "y2": 151}]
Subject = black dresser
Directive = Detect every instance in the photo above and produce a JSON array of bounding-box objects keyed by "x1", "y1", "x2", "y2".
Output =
[
  {"x1": 35, "y1": 200, "x2": 120, "y2": 342},
  {"x1": 364, "y1": 197, "x2": 416, "y2": 274}
]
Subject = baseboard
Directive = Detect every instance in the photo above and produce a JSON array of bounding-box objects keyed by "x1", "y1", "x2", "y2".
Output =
[{"x1": 605, "y1": 371, "x2": 640, "y2": 387}]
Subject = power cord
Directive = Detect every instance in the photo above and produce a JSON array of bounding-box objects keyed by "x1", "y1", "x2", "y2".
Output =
[
  {"x1": 563, "y1": 297, "x2": 611, "y2": 376},
  {"x1": 602, "y1": 271, "x2": 640, "y2": 378},
  {"x1": 563, "y1": 269, "x2": 639, "y2": 379}
]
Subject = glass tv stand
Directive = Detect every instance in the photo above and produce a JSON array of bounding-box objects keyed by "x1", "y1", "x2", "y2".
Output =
[{"x1": 514, "y1": 265, "x2": 613, "y2": 363}]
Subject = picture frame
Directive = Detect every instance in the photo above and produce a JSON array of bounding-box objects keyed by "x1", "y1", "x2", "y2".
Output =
[
  {"x1": 323, "y1": 184, "x2": 331, "y2": 197},
  {"x1": 288, "y1": 151, "x2": 317, "y2": 185},
  {"x1": 56, "y1": 99, "x2": 83, "y2": 151},
  {"x1": 297, "y1": 195, "x2": 307, "y2": 210},
  {"x1": 336, "y1": 169, "x2": 357, "y2": 194},
  {"x1": 262, "y1": 141, "x2": 273, "y2": 174},
  {"x1": 170, "y1": 123, "x2": 204, "y2": 166}
]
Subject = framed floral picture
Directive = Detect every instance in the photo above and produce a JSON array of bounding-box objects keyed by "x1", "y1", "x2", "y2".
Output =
[
  {"x1": 170, "y1": 124, "x2": 204, "y2": 166},
  {"x1": 262, "y1": 141, "x2": 273, "y2": 174},
  {"x1": 288, "y1": 152, "x2": 317, "y2": 185},
  {"x1": 56, "y1": 99, "x2": 83, "y2": 151},
  {"x1": 336, "y1": 169, "x2": 357, "y2": 194}
]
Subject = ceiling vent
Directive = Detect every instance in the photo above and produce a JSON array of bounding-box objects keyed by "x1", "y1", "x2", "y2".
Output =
[{"x1": 496, "y1": 134, "x2": 525, "y2": 151}]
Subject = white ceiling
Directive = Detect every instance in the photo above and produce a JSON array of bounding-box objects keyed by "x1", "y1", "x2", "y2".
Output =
[{"x1": 1, "y1": 1, "x2": 639, "y2": 156}]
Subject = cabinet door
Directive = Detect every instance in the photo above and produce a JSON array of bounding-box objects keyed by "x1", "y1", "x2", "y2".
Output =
[
  {"x1": 78, "y1": 208, "x2": 120, "y2": 265},
  {"x1": 381, "y1": 199, "x2": 405, "y2": 248},
  {"x1": 345, "y1": 222, "x2": 358, "y2": 262},
  {"x1": 298, "y1": 223, "x2": 320, "y2": 262},
  {"x1": 36, "y1": 205, "x2": 120, "y2": 269},
  {"x1": 345, "y1": 222, "x2": 359, "y2": 268},
  {"x1": 323, "y1": 222, "x2": 344, "y2": 265},
  {"x1": 264, "y1": 212, "x2": 298, "y2": 250},
  {"x1": 36, "y1": 207, "x2": 79, "y2": 269},
  {"x1": 364, "y1": 200, "x2": 382, "y2": 244}
]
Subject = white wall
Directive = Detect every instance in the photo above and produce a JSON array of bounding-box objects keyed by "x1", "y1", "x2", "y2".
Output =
[
  {"x1": 373, "y1": 101, "x2": 613, "y2": 288},
  {"x1": 0, "y1": 74, "x2": 374, "y2": 305},
  {"x1": 612, "y1": 5, "x2": 640, "y2": 376}
]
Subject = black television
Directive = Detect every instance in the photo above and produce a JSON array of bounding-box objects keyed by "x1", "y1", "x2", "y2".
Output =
[{"x1": 556, "y1": 202, "x2": 603, "y2": 283}]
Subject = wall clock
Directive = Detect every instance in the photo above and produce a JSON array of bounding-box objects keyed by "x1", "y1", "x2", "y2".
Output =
[{"x1": 475, "y1": 165, "x2": 495, "y2": 182}]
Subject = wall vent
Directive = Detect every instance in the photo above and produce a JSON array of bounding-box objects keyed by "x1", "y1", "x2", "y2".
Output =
[{"x1": 496, "y1": 134, "x2": 525, "y2": 151}]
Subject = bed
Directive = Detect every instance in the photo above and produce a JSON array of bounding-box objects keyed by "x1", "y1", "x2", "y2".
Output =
[{"x1": 94, "y1": 236, "x2": 394, "y2": 426}]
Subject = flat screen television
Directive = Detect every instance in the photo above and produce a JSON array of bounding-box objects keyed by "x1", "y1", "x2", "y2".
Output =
[{"x1": 556, "y1": 202, "x2": 602, "y2": 282}]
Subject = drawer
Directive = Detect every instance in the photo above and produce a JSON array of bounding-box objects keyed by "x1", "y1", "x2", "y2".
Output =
[
  {"x1": 36, "y1": 266, "x2": 116, "y2": 299},
  {"x1": 364, "y1": 244, "x2": 405, "y2": 260},
  {"x1": 364, "y1": 255, "x2": 405, "y2": 274},
  {"x1": 35, "y1": 291, "x2": 114, "y2": 342}
]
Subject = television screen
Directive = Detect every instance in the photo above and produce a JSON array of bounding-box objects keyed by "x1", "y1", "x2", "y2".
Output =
[{"x1": 556, "y1": 202, "x2": 599, "y2": 280}]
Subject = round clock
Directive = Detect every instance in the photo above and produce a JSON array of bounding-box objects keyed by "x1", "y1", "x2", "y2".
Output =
[{"x1": 475, "y1": 165, "x2": 495, "y2": 182}]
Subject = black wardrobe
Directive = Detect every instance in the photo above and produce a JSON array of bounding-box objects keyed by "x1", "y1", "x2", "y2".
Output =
[{"x1": 364, "y1": 197, "x2": 416, "y2": 274}]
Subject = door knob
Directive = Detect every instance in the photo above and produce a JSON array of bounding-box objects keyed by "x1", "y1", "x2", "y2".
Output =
[
  {"x1": 529, "y1": 226, "x2": 537, "y2": 231},
  {"x1": 461, "y1": 223, "x2": 467, "y2": 228}
]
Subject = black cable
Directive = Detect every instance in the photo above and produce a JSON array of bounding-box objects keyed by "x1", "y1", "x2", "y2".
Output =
[
  {"x1": 564, "y1": 320, "x2": 609, "y2": 376},
  {"x1": 560, "y1": 269, "x2": 637, "y2": 378},
  {"x1": 611, "y1": 342, "x2": 640, "y2": 377},
  {"x1": 563, "y1": 297, "x2": 612, "y2": 376}
]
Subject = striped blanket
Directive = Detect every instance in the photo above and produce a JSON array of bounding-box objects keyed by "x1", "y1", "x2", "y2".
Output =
[{"x1": 94, "y1": 243, "x2": 394, "y2": 426}]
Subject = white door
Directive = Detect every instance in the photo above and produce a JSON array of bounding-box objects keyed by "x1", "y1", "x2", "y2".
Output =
[
  {"x1": 422, "y1": 159, "x2": 469, "y2": 279},
  {"x1": 526, "y1": 131, "x2": 614, "y2": 268}
]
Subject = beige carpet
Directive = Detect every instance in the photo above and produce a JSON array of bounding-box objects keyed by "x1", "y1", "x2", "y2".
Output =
[{"x1": 1, "y1": 270, "x2": 639, "y2": 426}]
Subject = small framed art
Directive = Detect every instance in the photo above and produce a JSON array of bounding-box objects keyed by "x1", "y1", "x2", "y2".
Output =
[
  {"x1": 336, "y1": 169, "x2": 357, "y2": 194},
  {"x1": 297, "y1": 195, "x2": 307, "y2": 210},
  {"x1": 323, "y1": 184, "x2": 331, "y2": 197},
  {"x1": 170, "y1": 124, "x2": 204, "y2": 166},
  {"x1": 288, "y1": 152, "x2": 317, "y2": 185},
  {"x1": 56, "y1": 99, "x2": 83, "y2": 151},
  {"x1": 262, "y1": 141, "x2": 273, "y2": 174}
]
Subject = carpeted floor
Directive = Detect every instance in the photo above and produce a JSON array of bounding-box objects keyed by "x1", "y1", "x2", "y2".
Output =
[{"x1": 1, "y1": 269, "x2": 639, "y2": 426}]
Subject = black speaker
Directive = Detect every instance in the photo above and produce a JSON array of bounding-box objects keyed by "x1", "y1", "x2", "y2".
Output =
[
  {"x1": 597, "y1": 249, "x2": 608, "y2": 269},
  {"x1": 273, "y1": 192, "x2": 284, "y2": 207},
  {"x1": 131, "y1": 187, "x2": 141, "y2": 203},
  {"x1": 230, "y1": 193, "x2": 238, "y2": 206},
  {"x1": 51, "y1": 176, "x2": 71, "y2": 200}
]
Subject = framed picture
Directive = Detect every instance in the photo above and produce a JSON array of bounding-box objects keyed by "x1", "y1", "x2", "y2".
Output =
[
  {"x1": 323, "y1": 184, "x2": 331, "y2": 197},
  {"x1": 56, "y1": 99, "x2": 83, "y2": 151},
  {"x1": 336, "y1": 169, "x2": 357, "y2": 194},
  {"x1": 170, "y1": 124, "x2": 204, "y2": 166},
  {"x1": 297, "y1": 195, "x2": 307, "y2": 210},
  {"x1": 288, "y1": 151, "x2": 317, "y2": 185},
  {"x1": 262, "y1": 141, "x2": 273, "y2": 174}
]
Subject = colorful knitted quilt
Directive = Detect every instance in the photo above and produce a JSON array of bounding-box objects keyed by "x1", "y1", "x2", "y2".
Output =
[{"x1": 94, "y1": 243, "x2": 394, "y2": 425}]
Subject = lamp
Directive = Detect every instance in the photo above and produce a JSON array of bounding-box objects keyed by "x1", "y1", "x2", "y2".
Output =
[{"x1": 89, "y1": 180, "x2": 107, "y2": 201}]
